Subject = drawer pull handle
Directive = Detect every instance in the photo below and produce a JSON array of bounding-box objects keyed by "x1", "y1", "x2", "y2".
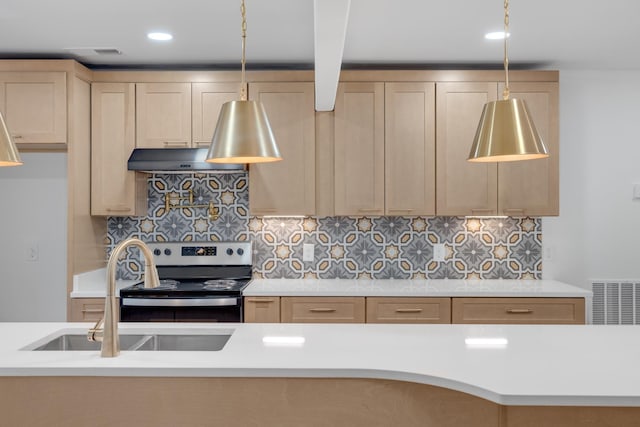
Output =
[
  {"x1": 106, "y1": 207, "x2": 132, "y2": 212},
  {"x1": 358, "y1": 209, "x2": 381, "y2": 213},
  {"x1": 163, "y1": 141, "x2": 189, "y2": 147},
  {"x1": 193, "y1": 142, "x2": 210, "y2": 147},
  {"x1": 503, "y1": 209, "x2": 525, "y2": 217},
  {"x1": 309, "y1": 308, "x2": 337, "y2": 313},
  {"x1": 82, "y1": 309, "x2": 104, "y2": 314},
  {"x1": 470, "y1": 209, "x2": 495, "y2": 216},
  {"x1": 506, "y1": 308, "x2": 533, "y2": 314},
  {"x1": 12, "y1": 135, "x2": 23, "y2": 139},
  {"x1": 247, "y1": 298, "x2": 275, "y2": 303},
  {"x1": 395, "y1": 308, "x2": 423, "y2": 313}
]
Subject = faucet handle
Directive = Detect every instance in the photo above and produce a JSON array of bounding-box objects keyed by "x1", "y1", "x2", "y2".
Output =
[{"x1": 87, "y1": 317, "x2": 105, "y2": 342}]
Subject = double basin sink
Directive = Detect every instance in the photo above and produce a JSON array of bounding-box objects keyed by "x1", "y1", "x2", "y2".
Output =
[{"x1": 22, "y1": 328, "x2": 232, "y2": 352}]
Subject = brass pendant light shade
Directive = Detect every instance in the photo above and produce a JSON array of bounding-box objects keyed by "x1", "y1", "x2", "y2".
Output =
[
  {"x1": 468, "y1": 0, "x2": 548, "y2": 163},
  {"x1": 0, "y1": 112, "x2": 22, "y2": 167},
  {"x1": 206, "y1": 0, "x2": 282, "y2": 164},
  {"x1": 468, "y1": 98, "x2": 547, "y2": 162},
  {"x1": 207, "y1": 100, "x2": 281, "y2": 163}
]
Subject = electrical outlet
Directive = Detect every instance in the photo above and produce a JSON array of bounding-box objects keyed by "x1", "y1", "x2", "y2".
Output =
[
  {"x1": 303, "y1": 244, "x2": 315, "y2": 262},
  {"x1": 433, "y1": 244, "x2": 445, "y2": 262}
]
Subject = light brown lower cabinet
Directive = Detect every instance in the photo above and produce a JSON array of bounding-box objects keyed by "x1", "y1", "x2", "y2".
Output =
[
  {"x1": 244, "y1": 296, "x2": 586, "y2": 324},
  {"x1": 451, "y1": 297, "x2": 586, "y2": 324},
  {"x1": 68, "y1": 298, "x2": 108, "y2": 322},
  {"x1": 366, "y1": 297, "x2": 451, "y2": 323},
  {"x1": 243, "y1": 297, "x2": 281, "y2": 323},
  {"x1": 280, "y1": 297, "x2": 366, "y2": 323}
]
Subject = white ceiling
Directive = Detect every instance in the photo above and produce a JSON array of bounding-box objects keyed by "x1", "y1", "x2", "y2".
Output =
[{"x1": 1, "y1": 0, "x2": 639, "y2": 69}]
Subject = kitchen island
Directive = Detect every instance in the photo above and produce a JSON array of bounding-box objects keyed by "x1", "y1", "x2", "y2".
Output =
[{"x1": 1, "y1": 322, "x2": 639, "y2": 426}]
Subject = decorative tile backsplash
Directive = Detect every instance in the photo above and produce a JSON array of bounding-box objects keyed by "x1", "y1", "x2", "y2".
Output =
[{"x1": 107, "y1": 173, "x2": 542, "y2": 280}]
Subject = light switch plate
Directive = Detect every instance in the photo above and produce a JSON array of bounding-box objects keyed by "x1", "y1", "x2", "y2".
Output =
[{"x1": 303, "y1": 244, "x2": 315, "y2": 262}]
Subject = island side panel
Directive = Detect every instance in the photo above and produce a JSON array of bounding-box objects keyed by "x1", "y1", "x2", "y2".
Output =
[{"x1": 0, "y1": 377, "x2": 500, "y2": 427}]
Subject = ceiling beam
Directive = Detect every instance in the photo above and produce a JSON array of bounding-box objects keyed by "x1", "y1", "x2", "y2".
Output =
[{"x1": 313, "y1": 0, "x2": 351, "y2": 111}]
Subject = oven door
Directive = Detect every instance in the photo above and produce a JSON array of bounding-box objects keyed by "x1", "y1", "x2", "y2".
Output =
[{"x1": 120, "y1": 297, "x2": 242, "y2": 322}]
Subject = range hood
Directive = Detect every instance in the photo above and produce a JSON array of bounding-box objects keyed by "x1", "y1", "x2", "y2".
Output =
[{"x1": 127, "y1": 148, "x2": 246, "y2": 173}]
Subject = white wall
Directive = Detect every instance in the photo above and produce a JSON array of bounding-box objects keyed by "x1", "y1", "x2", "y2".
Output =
[
  {"x1": 0, "y1": 152, "x2": 67, "y2": 321},
  {"x1": 543, "y1": 69, "x2": 640, "y2": 289}
]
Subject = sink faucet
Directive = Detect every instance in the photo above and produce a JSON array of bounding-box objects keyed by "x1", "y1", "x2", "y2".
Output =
[{"x1": 88, "y1": 238, "x2": 160, "y2": 357}]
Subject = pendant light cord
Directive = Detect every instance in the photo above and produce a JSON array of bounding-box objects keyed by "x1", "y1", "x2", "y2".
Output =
[
  {"x1": 240, "y1": 0, "x2": 248, "y2": 101},
  {"x1": 503, "y1": 0, "x2": 510, "y2": 100}
]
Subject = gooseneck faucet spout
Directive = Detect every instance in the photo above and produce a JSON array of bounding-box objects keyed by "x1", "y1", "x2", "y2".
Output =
[{"x1": 88, "y1": 238, "x2": 160, "y2": 357}]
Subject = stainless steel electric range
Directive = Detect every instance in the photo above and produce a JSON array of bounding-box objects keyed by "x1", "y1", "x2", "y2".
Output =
[{"x1": 119, "y1": 241, "x2": 252, "y2": 323}]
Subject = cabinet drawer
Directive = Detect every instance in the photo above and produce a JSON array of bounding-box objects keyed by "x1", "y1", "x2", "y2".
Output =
[
  {"x1": 281, "y1": 297, "x2": 365, "y2": 323},
  {"x1": 367, "y1": 297, "x2": 451, "y2": 323},
  {"x1": 244, "y1": 297, "x2": 281, "y2": 323},
  {"x1": 68, "y1": 298, "x2": 108, "y2": 322},
  {"x1": 452, "y1": 297, "x2": 585, "y2": 324}
]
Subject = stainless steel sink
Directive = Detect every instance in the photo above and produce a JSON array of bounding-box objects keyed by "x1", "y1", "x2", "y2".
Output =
[
  {"x1": 22, "y1": 328, "x2": 233, "y2": 352},
  {"x1": 132, "y1": 334, "x2": 231, "y2": 351},
  {"x1": 31, "y1": 334, "x2": 147, "y2": 351}
]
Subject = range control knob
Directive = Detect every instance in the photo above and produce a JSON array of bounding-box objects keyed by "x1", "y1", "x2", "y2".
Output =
[
  {"x1": 226, "y1": 248, "x2": 234, "y2": 256},
  {"x1": 237, "y1": 248, "x2": 244, "y2": 256},
  {"x1": 153, "y1": 249, "x2": 161, "y2": 256},
  {"x1": 164, "y1": 249, "x2": 172, "y2": 256}
]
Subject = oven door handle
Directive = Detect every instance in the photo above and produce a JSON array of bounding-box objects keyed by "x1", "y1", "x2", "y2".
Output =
[{"x1": 121, "y1": 297, "x2": 240, "y2": 307}]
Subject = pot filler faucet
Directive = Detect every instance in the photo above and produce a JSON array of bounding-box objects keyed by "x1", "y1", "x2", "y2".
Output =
[{"x1": 88, "y1": 238, "x2": 160, "y2": 357}]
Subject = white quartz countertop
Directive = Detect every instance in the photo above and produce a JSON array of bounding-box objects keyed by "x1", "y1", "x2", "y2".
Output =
[
  {"x1": 244, "y1": 279, "x2": 592, "y2": 298},
  {"x1": 0, "y1": 322, "x2": 636, "y2": 407},
  {"x1": 72, "y1": 271, "x2": 591, "y2": 299}
]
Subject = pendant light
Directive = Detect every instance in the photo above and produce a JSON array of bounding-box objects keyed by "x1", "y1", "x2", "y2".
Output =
[
  {"x1": 206, "y1": 0, "x2": 282, "y2": 164},
  {"x1": 468, "y1": 0, "x2": 548, "y2": 163},
  {"x1": 0, "y1": 112, "x2": 22, "y2": 167}
]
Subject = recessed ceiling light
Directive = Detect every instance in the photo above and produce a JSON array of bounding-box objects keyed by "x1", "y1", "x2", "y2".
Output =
[
  {"x1": 484, "y1": 31, "x2": 510, "y2": 40},
  {"x1": 147, "y1": 32, "x2": 173, "y2": 41}
]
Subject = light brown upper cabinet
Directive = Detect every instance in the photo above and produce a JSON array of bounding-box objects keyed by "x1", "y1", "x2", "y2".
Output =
[
  {"x1": 136, "y1": 83, "x2": 192, "y2": 148},
  {"x1": 0, "y1": 71, "x2": 67, "y2": 148},
  {"x1": 191, "y1": 82, "x2": 241, "y2": 148},
  {"x1": 248, "y1": 82, "x2": 316, "y2": 216},
  {"x1": 91, "y1": 83, "x2": 146, "y2": 216},
  {"x1": 436, "y1": 81, "x2": 559, "y2": 216},
  {"x1": 497, "y1": 82, "x2": 559, "y2": 216},
  {"x1": 334, "y1": 82, "x2": 436, "y2": 216},
  {"x1": 334, "y1": 82, "x2": 385, "y2": 215},
  {"x1": 385, "y1": 82, "x2": 436, "y2": 216},
  {"x1": 436, "y1": 82, "x2": 499, "y2": 216}
]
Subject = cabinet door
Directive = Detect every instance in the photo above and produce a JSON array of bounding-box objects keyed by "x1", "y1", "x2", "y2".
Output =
[
  {"x1": 452, "y1": 297, "x2": 586, "y2": 324},
  {"x1": 68, "y1": 298, "x2": 106, "y2": 322},
  {"x1": 334, "y1": 82, "x2": 385, "y2": 216},
  {"x1": 244, "y1": 297, "x2": 281, "y2": 323},
  {"x1": 281, "y1": 297, "x2": 366, "y2": 323},
  {"x1": 249, "y1": 82, "x2": 316, "y2": 216},
  {"x1": 366, "y1": 297, "x2": 450, "y2": 323},
  {"x1": 91, "y1": 83, "x2": 146, "y2": 216},
  {"x1": 0, "y1": 71, "x2": 66, "y2": 146},
  {"x1": 385, "y1": 82, "x2": 436, "y2": 216},
  {"x1": 136, "y1": 83, "x2": 191, "y2": 148},
  {"x1": 498, "y1": 82, "x2": 559, "y2": 216},
  {"x1": 436, "y1": 82, "x2": 498, "y2": 216},
  {"x1": 192, "y1": 82, "x2": 241, "y2": 148}
]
